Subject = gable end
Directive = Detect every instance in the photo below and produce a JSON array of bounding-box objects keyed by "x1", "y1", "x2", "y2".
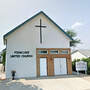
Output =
[{"x1": 3, "y1": 11, "x2": 73, "y2": 44}]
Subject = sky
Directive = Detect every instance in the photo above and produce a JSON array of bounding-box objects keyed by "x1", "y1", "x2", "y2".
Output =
[{"x1": 0, "y1": 0, "x2": 90, "y2": 51}]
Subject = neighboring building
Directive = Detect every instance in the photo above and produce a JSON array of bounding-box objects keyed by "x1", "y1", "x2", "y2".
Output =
[
  {"x1": 3, "y1": 11, "x2": 72, "y2": 78},
  {"x1": 71, "y1": 50, "x2": 90, "y2": 61}
]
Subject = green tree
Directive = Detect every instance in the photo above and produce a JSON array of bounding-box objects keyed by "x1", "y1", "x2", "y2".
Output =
[
  {"x1": 66, "y1": 29, "x2": 81, "y2": 47},
  {"x1": 1, "y1": 50, "x2": 6, "y2": 71}
]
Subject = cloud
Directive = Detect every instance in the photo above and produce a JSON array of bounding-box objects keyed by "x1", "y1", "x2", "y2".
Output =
[{"x1": 71, "y1": 22, "x2": 83, "y2": 29}]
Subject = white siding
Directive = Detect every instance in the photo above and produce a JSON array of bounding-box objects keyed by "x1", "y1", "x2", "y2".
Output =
[{"x1": 5, "y1": 13, "x2": 70, "y2": 78}]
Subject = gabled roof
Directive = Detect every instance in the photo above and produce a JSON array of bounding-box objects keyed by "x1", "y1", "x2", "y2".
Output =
[
  {"x1": 3, "y1": 11, "x2": 73, "y2": 44},
  {"x1": 72, "y1": 49, "x2": 90, "y2": 57}
]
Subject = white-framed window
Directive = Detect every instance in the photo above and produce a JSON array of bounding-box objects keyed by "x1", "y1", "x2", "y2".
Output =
[
  {"x1": 50, "y1": 50, "x2": 59, "y2": 54},
  {"x1": 61, "y1": 50, "x2": 69, "y2": 54},
  {"x1": 38, "y1": 50, "x2": 48, "y2": 54}
]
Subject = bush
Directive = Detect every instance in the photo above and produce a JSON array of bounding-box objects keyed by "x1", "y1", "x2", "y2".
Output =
[
  {"x1": 72, "y1": 58, "x2": 90, "y2": 74},
  {"x1": 1, "y1": 50, "x2": 6, "y2": 71},
  {"x1": 72, "y1": 59, "x2": 80, "y2": 71}
]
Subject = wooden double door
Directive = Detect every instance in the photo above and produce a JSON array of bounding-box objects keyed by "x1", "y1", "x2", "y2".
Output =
[{"x1": 39, "y1": 57, "x2": 67, "y2": 76}]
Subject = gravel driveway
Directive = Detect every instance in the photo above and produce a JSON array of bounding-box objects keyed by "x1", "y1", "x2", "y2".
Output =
[{"x1": 0, "y1": 75, "x2": 90, "y2": 90}]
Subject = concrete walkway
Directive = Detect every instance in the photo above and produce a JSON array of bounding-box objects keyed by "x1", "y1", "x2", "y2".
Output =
[{"x1": 0, "y1": 75, "x2": 90, "y2": 90}]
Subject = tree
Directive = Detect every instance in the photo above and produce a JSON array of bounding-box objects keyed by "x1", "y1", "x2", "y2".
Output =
[
  {"x1": 1, "y1": 49, "x2": 6, "y2": 71},
  {"x1": 66, "y1": 29, "x2": 81, "y2": 47}
]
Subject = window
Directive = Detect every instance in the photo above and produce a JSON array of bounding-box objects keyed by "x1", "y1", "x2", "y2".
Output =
[
  {"x1": 38, "y1": 50, "x2": 48, "y2": 54},
  {"x1": 61, "y1": 50, "x2": 69, "y2": 54},
  {"x1": 50, "y1": 50, "x2": 59, "y2": 54}
]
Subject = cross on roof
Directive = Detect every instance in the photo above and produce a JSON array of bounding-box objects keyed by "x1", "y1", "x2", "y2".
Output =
[{"x1": 35, "y1": 19, "x2": 46, "y2": 44}]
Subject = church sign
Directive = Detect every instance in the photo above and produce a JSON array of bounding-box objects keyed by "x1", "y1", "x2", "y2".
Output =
[
  {"x1": 76, "y1": 61, "x2": 87, "y2": 71},
  {"x1": 10, "y1": 51, "x2": 33, "y2": 58}
]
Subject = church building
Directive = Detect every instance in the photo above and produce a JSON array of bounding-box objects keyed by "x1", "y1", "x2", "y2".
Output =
[{"x1": 4, "y1": 11, "x2": 72, "y2": 78}]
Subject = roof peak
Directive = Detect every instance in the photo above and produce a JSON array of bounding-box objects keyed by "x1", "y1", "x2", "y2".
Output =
[{"x1": 3, "y1": 11, "x2": 73, "y2": 44}]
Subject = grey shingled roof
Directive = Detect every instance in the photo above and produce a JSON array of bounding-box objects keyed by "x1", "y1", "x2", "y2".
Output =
[{"x1": 72, "y1": 49, "x2": 90, "y2": 57}]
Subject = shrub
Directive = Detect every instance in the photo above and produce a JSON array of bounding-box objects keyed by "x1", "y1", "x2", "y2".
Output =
[
  {"x1": 1, "y1": 50, "x2": 6, "y2": 71},
  {"x1": 72, "y1": 59, "x2": 80, "y2": 71}
]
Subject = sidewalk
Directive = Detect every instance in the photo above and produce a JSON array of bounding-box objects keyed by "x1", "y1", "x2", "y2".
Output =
[{"x1": 0, "y1": 75, "x2": 90, "y2": 90}]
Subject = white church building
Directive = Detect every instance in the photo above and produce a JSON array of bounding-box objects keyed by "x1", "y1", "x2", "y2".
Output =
[{"x1": 4, "y1": 11, "x2": 72, "y2": 78}]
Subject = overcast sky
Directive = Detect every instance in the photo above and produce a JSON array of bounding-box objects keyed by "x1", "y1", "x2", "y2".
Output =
[{"x1": 0, "y1": 0, "x2": 90, "y2": 51}]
